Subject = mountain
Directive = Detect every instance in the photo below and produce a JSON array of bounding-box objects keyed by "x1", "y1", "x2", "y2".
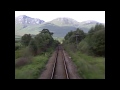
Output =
[
  {"x1": 15, "y1": 15, "x2": 45, "y2": 25},
  {"x1": 78, "y1": 20, "x2": 101, "y2": 30},
  {"x1": 80, "y1": 20, "x2": 99, "y2": 24},
  {"x1": 50, "y1": 17, "x2": 80, "y2": 27},
  {"x1": 15, "y1": 15, "x2": 45, "y2": 30},
  {"x1": 15, "y1": 22, "x2": 77, "y2": 37},
  {"x1": 15, "y1": 15, "x2": 104, "y2": 37}
]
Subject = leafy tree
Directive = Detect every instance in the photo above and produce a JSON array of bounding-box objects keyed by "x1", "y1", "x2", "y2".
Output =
[
  {"x1": 64, "y1": 28, "x2": 85, "y2": 44},
  {"x1": 40, "y1": 29, "x2": 54, "y2": 36},
  {"x1": 64, "y1": 24, "x2": 105, "y2": 56},
  {"x1": 29, "y1": 38, "x2": 37, "y2": 56},
  {"x1": 88, "y1": 23, "x2": 105, "y2": 34},
  {"x1": 64, "y1": 30, "x2": 73, "y2": 40},
  {"x1": 89, "y1": 30, "x2": 105, "y2": 56},
  {"x1": 21, "y1": 34, "x2": 32, "y2": 46},
  {"x1": 28, "y1": 29, "x2": 58, "y2": 55},
  {"x1": 15, "y1": 45, "x2": 20, "y2": 50}
]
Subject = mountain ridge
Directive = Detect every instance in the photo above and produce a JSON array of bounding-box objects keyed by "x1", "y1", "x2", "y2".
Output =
[{"x1": 15, "y1": 15, "x2": 105, "y2": 37}]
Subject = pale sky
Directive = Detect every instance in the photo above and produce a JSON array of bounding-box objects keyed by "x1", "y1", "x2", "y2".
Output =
[{"x1": 15, "y1": 11, "x2": 105, "y2": 23}]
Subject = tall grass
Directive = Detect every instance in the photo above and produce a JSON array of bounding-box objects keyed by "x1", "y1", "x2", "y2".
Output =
[
  {"x1": 15, "y1": 47, "x2": 26, "y2": 59},
  {"x1": 63, "y1": 44, "x2": 105, "y2": 79},
  {"x1": 15, "y1": 46, "x2": 54, "y2": 79},
  {"x1": 15, "y1": 55, "x2": 48, "y2": 79},
  {"x1": 15, "y1": 49, "x2": 23, "y2": 59}
]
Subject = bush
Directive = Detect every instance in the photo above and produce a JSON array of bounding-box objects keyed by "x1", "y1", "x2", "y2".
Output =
[
  {"x1": 28, "y1": 29, "x2": 59, "y2": 56},
  {"x1": 15, "y1": 57, "x2": 32, "y2": 67},
  {"x1": 78, "y1": 39, "x2": 89, "y2": 53},
  {"x1": 15, "y1": 47, "x2": 29, "y2": 59},
  {"x1": 15, "y1": 50, "x2": 22, "y2": 59},
  {"x1": 78, "y1": 24, "x2": 105, "y2": 56},
  {"x1": 64, "y1": 28, "x2": 85, "y2": 44},
  {"x1": 21, "y1": 34, "x2": 32, "y2": 46},
  {"x1": 22, "y1": 47, "x2": 33, "y2": 57},
  {"x1": 88, "y1": 30, "x2": 105, "y2": 56},
  {"x1": 15, "y1": 55, "x2": 48, "y2": 79},
  {"x1": 15, "y1": 46, "x2": 20, "y2": 51}
]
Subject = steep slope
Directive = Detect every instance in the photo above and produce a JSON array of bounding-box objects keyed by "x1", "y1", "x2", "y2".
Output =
[{"x1": 15, "y1": 23, "x2": 77, "y2": 37}]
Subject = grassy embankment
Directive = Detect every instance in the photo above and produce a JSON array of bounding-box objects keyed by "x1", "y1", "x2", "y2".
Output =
[
  {"x1": 63, "y1": 44, "x2": 105, "y2": 79},
  {"x1": 15, "y1": 39, "x2": 54, "y2": 79}
]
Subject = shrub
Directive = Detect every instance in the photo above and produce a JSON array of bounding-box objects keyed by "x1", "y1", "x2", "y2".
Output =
[
  {"x1": 15, "y1": 57, "x2": 32, "y2": 67},
  {"x1": 21, "y1": 34, "x2": 32, "y2": 46},
  {"x1": 15, "y1": 46, "x2": 20, "y2": 51}
]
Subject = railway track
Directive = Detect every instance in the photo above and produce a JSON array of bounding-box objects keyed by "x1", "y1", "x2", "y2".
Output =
[{"x1": 50, "y1": 45, "x2": 69, "y2": 79}]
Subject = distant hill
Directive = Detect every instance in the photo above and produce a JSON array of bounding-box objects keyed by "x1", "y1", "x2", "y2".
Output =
[
  {"x1": 15, "y1": 15, "x2": 104, "y2": 37},
  {"x1": 50, "y1": 17, "x2": 80, "y2": 27},
  {"x1": 15, "y1": 15, "x2": 45, "y2": 31}
]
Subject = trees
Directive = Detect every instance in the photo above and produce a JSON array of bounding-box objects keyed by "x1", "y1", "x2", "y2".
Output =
[
  {"x1": 75, "y1": 28, "x2": 86, "y2": 43},
  {"x1": 64, "y1": 30, "x2": 73, "y2": 40},
  {"x1": 88, "y1": 23, "x2": 105, "y2": 34},
  {"x1": 29, "y1": 38, "x2": 37, "y2": 56},
  {"x1": 15, "y1": 45, "x2": 20, "y2": 50},
  {"x1": 64, "y1": 28, "x2": 85, "y2": 44},
  {"x1": 40, "y1": 29, "x2": 54, "y2": 36},
  {"x1": 34, "y1": 29, "x2": 54, "y2": 52},
  {"x1": 63, "y1": 24, "x2": 105, "y2": 56},
  {"x1": 88, "y1": 29, "x2": 105, "y2": 56},
  {"x1": 28, "y1": 29, "x2": 59, "y2": 55},
  {"x1": 80, "y1": 24, "x2": 105, "y2": 56},
  {"x1": 21, "y1": 34, "x2": 32, "y2": 46}
]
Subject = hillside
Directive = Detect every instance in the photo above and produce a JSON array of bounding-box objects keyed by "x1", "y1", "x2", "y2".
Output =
[
  {"x1": 15, "y1": 15, "x2": 45, "y2": 31},
  {"x1": 15, "y1": 15, "x2": 104, "y2": 37}
]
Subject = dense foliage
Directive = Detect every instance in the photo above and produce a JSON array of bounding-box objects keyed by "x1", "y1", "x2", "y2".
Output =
[
  {"x1": 64, "y1": 28, "x2": 86, "y2": 44},
  {"x1": 21, "y1": 34, "x2": 32, "y2": 46},
  {"x1": 28, "y1": 29, "x2": 59, "y2": 55},
  {"x1": 15, "y1": 29, "x2": 59, "y2": 79},
  {"x1": 63, "y1": 24, "x2": 105, "y2": 56},
  {"x1": 16, "y1": 29, "x2": 59, "y2": 56}
]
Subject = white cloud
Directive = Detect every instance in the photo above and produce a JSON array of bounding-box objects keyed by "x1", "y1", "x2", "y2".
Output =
[{"x1": 15, "y1": 11, "x2": 105, "y2": 23}]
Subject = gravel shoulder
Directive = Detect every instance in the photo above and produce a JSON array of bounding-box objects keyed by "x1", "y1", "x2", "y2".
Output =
[
  {"x1": 63, "y1": 50, "x2": 82, "y2": 79},
  {"x1": 39, "y1": 51, "x2": 57, "y2": 79}
]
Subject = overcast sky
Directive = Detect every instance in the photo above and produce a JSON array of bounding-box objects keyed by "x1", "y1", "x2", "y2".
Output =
[{"x1": 15, "y1": 11, "x2": 105, "y2": 23}]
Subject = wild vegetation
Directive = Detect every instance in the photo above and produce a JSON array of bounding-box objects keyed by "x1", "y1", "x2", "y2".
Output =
[
  {"x1": 15, "y1": 23, "x2": 105, "y2": 79},
  {"x1": 15, "y1": 29, "x2": 59, "y2": 79},
  {"x1": 63, "y1": 23, "x2": 105, "y2": 79}
]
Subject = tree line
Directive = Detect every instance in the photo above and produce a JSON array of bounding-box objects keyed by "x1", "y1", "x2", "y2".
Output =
[
  {"x1": 63, "y1": 23, "x2": 105, "y2": 56},
  {"x1": 16, "y1": 29, "x2": 59, "y2": 56}
]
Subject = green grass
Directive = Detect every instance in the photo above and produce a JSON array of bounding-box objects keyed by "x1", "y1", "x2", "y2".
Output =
[
  {"x1": 15, "y1": 47, "x2": 26, "y2": 59},
  {"x1": 15, "y1": 46, "x2": 54, "y2": 79},
  {"x1": 15, "y1": 55, "x2": 48, "y2": 79},
  {"x1": 15, "y1": 50, "x2": 22, "y2": 59},
  {"x1": 64, "y1": 44, "x2": 105, "y2": 79}
]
